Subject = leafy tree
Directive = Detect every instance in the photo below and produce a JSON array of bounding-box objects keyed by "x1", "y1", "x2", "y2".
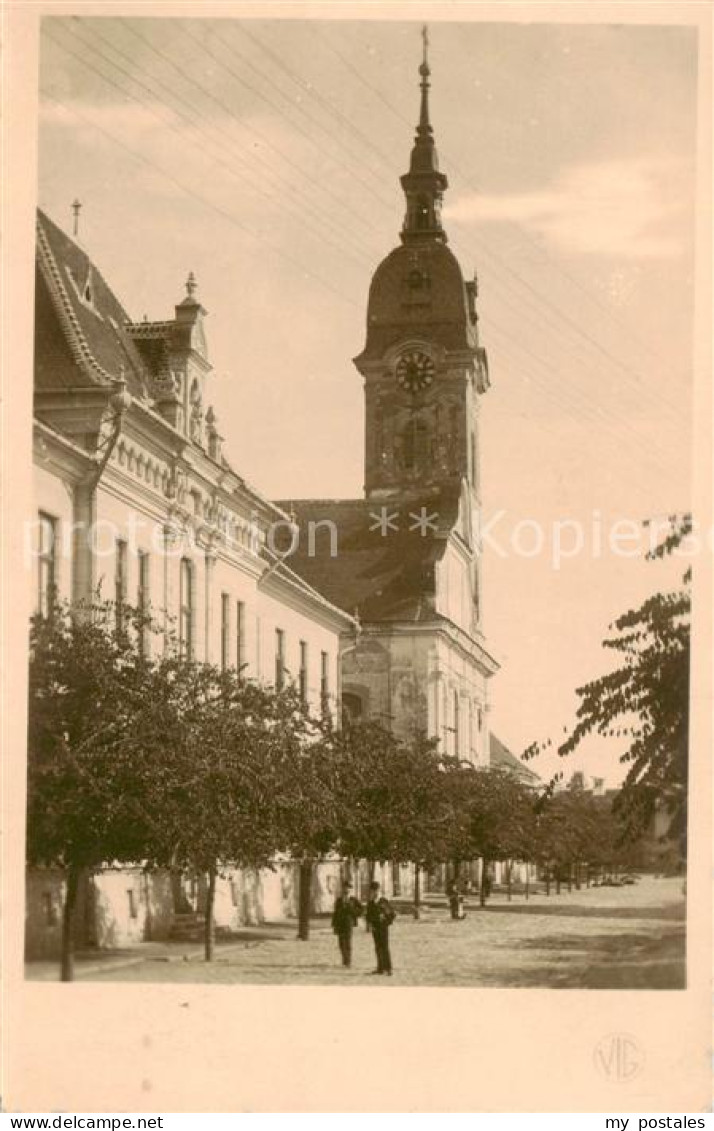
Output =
[
  {"x1": 128, "y1": 663, "x2": 311, "y2": 959},
  {"x1": 335, "y1": 721, "x2": 446, "y2": 916},
  {"x1": 27, "y1": 599, "x2": 161, "y2": 980},
  {"x1": 558, "y1": 514, "x2": 691, "y2": 849},
  {"x1": 436, "y1": 763, "x2": 537, "y2": 904},
  {"x1": 266, "y1": 699, "x2": 340, "y2": 942}
]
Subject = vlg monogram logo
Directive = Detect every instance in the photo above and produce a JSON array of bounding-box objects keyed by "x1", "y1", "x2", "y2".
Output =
[{"x1": 594, "y1": 1033, "x2": 644, "y2": 1082}]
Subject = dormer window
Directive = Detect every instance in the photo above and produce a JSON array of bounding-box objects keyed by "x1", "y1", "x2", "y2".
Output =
[{"x1": 66, "y1": 266, "x2": 102, "y2": 319}]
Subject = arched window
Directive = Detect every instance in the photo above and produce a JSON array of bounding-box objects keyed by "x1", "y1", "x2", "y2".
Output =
[
  {"x1": 415, "y1": 195, "x2": 430, "y2": 229},
  {"x1": 342, "y1": 691, "x2": 364, "y2": 729},
  {"x1": 402, "y1": 418, "x2": 429, "y2": 472},
  {"x1": 189, "y1": 380, "x2": 202, "y2": 442}
]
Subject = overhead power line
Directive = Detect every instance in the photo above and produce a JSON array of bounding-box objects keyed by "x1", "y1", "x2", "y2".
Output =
[
  {"x1": 52, "y1": 21, "x2": 381, "y2": 270},
  {"x1": 40, "y1": 91, "x2": 362, "y2": 312}
]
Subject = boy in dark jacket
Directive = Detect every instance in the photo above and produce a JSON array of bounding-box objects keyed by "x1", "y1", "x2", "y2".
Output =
[{"x1": 365, "y1": 881, "x2": 396, "y2": 975}]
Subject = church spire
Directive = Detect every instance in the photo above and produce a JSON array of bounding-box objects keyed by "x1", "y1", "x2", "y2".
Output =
[
  {"x1": 418, "y1": 25, "x2": 432, "y2": 139},
  {"x1": 400, "y1": 24, "x2": 448, "y2": 244}
]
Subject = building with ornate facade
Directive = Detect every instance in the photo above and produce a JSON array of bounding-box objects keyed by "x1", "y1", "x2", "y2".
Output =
[{"x1": 28, "y1": 209, "x2": 355, "y2": 957}]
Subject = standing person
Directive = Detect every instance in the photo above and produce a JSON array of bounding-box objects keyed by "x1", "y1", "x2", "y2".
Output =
[
  {"x1": 366, "y1": 880, "x2": 396, "y2": 976},
  {"x1": 447, "y1": 877, "x2": 465, "y2": 920},
  {"x1": 331, "y1": 879, "x2": 363, "y2": 968}
]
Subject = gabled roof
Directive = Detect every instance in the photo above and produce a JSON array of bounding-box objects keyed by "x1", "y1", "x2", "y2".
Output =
[
  {"x1": 273, "y1": 487, "x2": 461, "y2": 622},
  {"x1": 33, "y1": 210, "x2": 356, "y2": 633},
  {"x1": 35, "y1": 209, "x2": 150, "y2": 398},
  {"x1": 489, "y1": 732, "x2": 542, "y2": 787}
]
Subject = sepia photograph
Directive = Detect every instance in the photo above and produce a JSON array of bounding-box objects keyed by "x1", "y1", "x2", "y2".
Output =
[{"x1": 3, "y1": 0, "x2": 712, "y2": 1116}]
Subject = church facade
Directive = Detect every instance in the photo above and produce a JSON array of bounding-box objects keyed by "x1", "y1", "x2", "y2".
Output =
[{"x1": 280, "y1": 39, "x2": 500, "y2": 767}]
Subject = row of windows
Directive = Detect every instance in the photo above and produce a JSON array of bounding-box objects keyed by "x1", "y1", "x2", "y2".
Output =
[{"x1": 35, "y1": 514, "x2": 332, "y2": 704}]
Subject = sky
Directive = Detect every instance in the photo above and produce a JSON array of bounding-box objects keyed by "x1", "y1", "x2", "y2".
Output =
[{"x1": 36, "y1": 15, "x2": 699, "y2": 787}]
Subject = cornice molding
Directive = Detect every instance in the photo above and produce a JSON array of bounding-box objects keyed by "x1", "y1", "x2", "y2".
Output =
[{"x1": 347, "y1": 616, "x2": 499, "y2": 676}]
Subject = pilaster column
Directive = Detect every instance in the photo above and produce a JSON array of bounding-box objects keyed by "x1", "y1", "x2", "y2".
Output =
[{"x1": 72, "y1": 483, "x2": 96, "y2": 608}]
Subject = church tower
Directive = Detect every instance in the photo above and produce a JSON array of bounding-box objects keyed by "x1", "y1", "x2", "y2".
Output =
[
  {"x1": 354, "y1": 27, "x2": 490, "y2": 503},
  {"x1": 279, "y1": 28, "x2": 499, "y2": 765}
]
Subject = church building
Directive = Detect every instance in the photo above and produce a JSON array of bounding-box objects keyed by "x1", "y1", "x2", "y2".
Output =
[
  {"x1": 27, "y1": 32, "x2": 538, "y2": 957},
  {"x1": 280, "y1": 36, "x2": 500, "y2": 767}
]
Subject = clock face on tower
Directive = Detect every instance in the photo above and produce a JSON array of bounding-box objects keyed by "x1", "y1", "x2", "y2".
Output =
[{"x1": 395, "y1": 349, "x2": 435, "y2": 393}]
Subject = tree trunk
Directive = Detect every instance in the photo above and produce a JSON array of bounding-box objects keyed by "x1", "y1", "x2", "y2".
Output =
[
  {"x1": 556, "y1": 872, "x2": 561, "y2": 895},
  {"x1": 413, "y1": 862, "x2": 421, "y2": 920},
  {"x1": 525, "y1": 865, "x2": 530, "y2": 901},
  {"x1": 479, "y1": 859, "x2": 489, "y2": 907},
  {"x1": 61, "y1": 864, "x2": 80, "y2": 982},
  {"x1": 204, "y1": 865, "x2": 217, "y2": 962},
  {"x1": 297, "y1": 859, "x2": 312, "y2": 941},
  {"x1": 545, "y1": 869, "x2": 551, "y2": 897},
  {"x1": 506, "y1": 861, "x2": 513, "y2": 902},
  {"x1": 567, "y1": 864, "x2": 573, "y2": 893}
]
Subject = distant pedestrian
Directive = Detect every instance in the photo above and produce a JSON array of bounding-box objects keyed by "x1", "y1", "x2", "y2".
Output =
[
  {"x1": 331, "y1": 880, "x2": 363, "y2": 968},
  {"x1": 447, "y1": 877, "x2": 466, "y2": 920},
  {"x1": 366, "y1": 881, "x2": 396, "y2": 976}
]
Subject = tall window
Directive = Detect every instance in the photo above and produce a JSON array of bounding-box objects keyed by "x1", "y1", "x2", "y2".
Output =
[
  {"x1": 137, "y1": 551, "x2": 150, "y2": 613},
  {"x1": 115, "y1": 539, "x2": 128, "y2": 631},
  {"x1": 467, "y1": 700, "x2": 474, "y2": 764},
  {"x1": 453, "y1": 690, "x2": 460, "y2": 757},
  {"x1": 221, "y1": 593, "x2": 231, "y2": 671},
  {"x1": 299, "y1": 641, "x2": 308, "y2": 703},
  {"x1": 179, "y1": 558, "x2": 194, "y2": 658},
  {"x1": 37, "y1": 512, "x2": 56, "y2": 617},
  {"x1": 137, "y1": 550, "x2": 150, "y2": 651},
  {"x1": 320, "y1": 650, "x2": 330, "y2": 714},
  {"x1": 275, "y1": 628, "x2": 285, "y2": 691},
  {"x1": 236, "y1": 600, "x2": 245, "y2": 675},
  {"x1": 402, "y1": 419, "x2": 428, "y2": 472}
]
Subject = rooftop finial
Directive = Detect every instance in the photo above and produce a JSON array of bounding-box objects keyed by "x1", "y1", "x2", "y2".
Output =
[
  {"x1": 72, "y1": 199, "x2": 82, "y2": 238},
  {"x1": 399, "y1": 24, "x2": 448, "y2": 243},
  {"x1": 417, "y1": 25, "x2": 432, "y2": 138},
  {"x1": 186, "y1": 271, "x2": 197, "y2": 298}
]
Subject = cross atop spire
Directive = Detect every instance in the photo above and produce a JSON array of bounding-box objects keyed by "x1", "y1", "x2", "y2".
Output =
[{"x1": 399, "y1": 24, "x2": 448, "y2": 244}]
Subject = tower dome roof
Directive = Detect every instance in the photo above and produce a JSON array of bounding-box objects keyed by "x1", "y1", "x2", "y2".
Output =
[
  {"x1": 355, "y1": 27, "x2": 480, "y2": 366},
  {"x1": 357, "y1": 239, "x2": 477, "y2": 363}
]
